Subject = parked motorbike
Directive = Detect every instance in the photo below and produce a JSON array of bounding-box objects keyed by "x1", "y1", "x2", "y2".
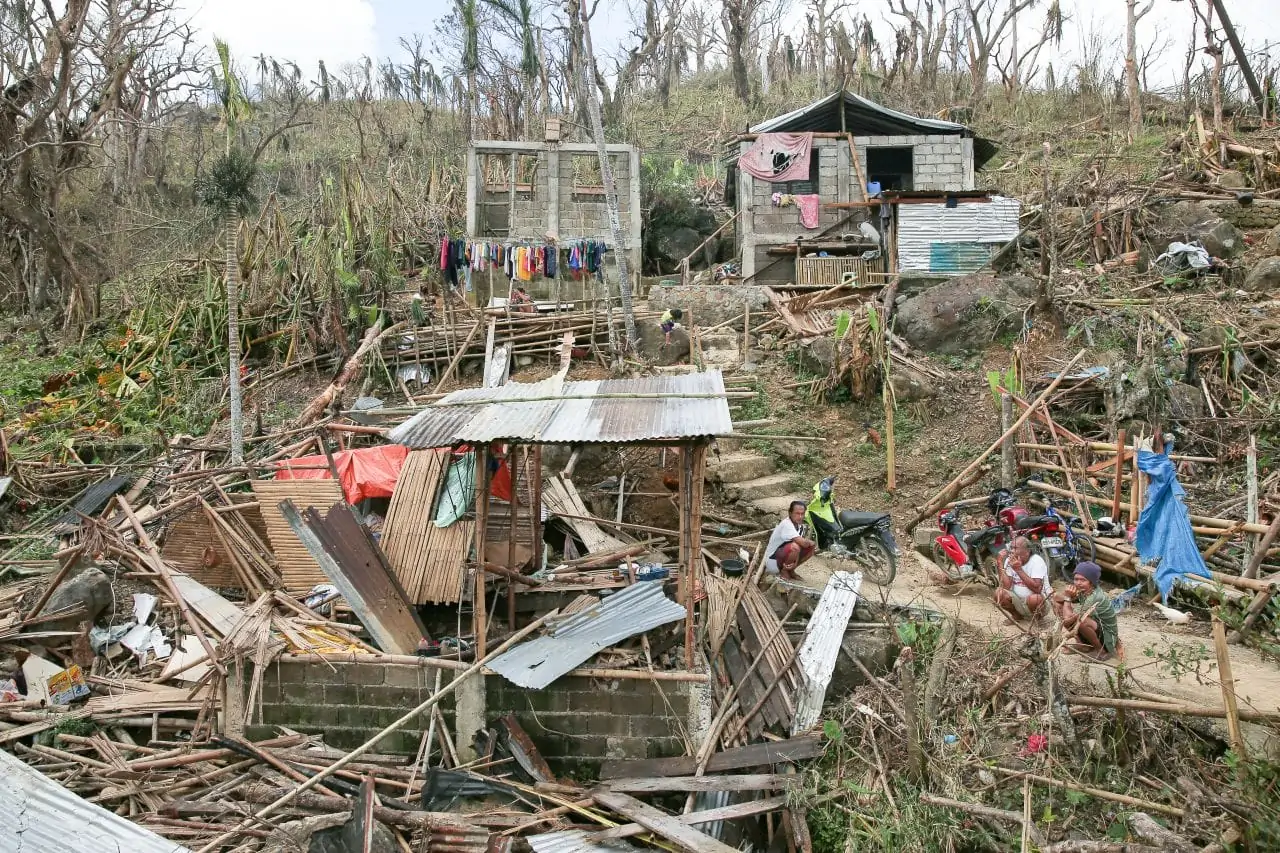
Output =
[
  {"x1": 805, "y1": 475, "x2": 899, "y2": 585},
  {"x1": 1015, "y1": 481, "x2": 1098, "y2": 580},
  {"x1": 930, "y1": 506, "x2": 1006, "y2": 585}
]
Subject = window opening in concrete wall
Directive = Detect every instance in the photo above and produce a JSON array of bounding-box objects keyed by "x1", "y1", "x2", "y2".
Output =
[
  {"x1": 866, "y1": 146, "x2": 914, "y2": 191},
  {"x1": 769, "y1": 152, "x2": 818, "y2": 195},
  {"x1": 479, "y1": 153, "x2": 512, "y2": 235},
  {"x1": 515, "y1": 153, "x2": 538, "y2": 200},
  {"x1": 572, "y1": 154, "x2": 605, "y2": 201}
]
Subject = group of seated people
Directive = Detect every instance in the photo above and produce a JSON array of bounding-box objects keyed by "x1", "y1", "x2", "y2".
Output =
[{"x1": 994, "y1": 535, "x2": 1120, "y2": 659}]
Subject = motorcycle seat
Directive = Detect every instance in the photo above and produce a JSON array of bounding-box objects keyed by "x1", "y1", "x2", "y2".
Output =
[
  {"x1": 1014, "y1": 515, "x2": 1052, "y2": 530},
  {"x1": 839, "y1": 509, "x2": 890, "y2": 528}
]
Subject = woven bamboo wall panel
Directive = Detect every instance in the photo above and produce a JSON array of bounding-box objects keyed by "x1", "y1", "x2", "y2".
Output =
[
  {"x1": 160, "y1": 502, "x2": 270, "y2": 590},
  {"x1": 382, "y1": 450, "x2": 471, "y2": 604},
  {"x1": 251, "y1": 479, "x2": 346, "y2": 591}
]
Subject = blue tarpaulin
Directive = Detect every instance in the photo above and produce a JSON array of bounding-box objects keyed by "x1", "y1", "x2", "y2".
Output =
[{"x1": 1135, "y1": 448, "x2": 1211, "y2": 600}]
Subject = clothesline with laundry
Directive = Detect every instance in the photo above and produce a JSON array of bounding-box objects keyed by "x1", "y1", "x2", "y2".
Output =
[{"x1": 439, "y1": 238, "x2": 612, "y2": 289}]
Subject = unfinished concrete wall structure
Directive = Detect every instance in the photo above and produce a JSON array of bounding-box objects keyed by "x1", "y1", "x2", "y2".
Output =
[
  {"x1": 730, "y1": 91, "x2": 999, "y2": 283},
  {"x1": 465, "y1": 137, "x2": 643, "y2": 300}
]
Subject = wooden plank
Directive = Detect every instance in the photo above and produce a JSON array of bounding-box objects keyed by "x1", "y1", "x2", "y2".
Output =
[
  {"x1": 281, "y1": 500, "x2": 426, "y2": 655},
  {"x1": 588, "y1": 795, "x2": 788, "y2": 841},
  {"x1": 735, "y1": 605, "x2": 791, "y2": 728},
  {"x1": 592, "y1": 790, "x2": 741, "y2": 853},
  {"x1": 599, "y1": 734, "x2": 824, "y2": 779},
  {"x1": 602, "y1": 774, "x2": 793, "y2": 793},
  {"x1": 542, "y1": 474, "x2": 630, "y2": 554},
  {"x1": 170, "y1": 573, "x2": 246, "y2": 637},
  {"x1": 721, "y1": 635, "x2": 771, "y2": 734}
]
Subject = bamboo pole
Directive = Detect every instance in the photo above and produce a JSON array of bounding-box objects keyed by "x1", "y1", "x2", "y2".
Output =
[
  {"x1": 1064, "y1": 693, "x2": 1280, "y2": 724},
  {"x1": 1229, "y1": 512, "x2": 1280, "y2": 644},
  {"x1": 1212, "y1": 617, "x2": 1247, "y2": 760},
  {"x1": 1245, "y1": 435, "x2": 1259, "y2": 577},
  {"x1": 991, "y1": 767, "x2": 1184, "y2": 818},
  {"x1": 432, "y1": 320, "x2": 483, "y2": 393},
  {"x1": 907, "y1": 349, "x2": 1086, "y2": 531},
  {"x1": 192, "y1": 611, "x2": 558, "y2": 853},
  {"x1": 1110, "y1": 429, "x2": 1126, "y2": 521}
]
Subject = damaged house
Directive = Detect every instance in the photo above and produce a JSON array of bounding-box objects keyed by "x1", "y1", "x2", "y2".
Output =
[{"x1": 728, "y1": 90, "x2": 1019, "y2": 283}]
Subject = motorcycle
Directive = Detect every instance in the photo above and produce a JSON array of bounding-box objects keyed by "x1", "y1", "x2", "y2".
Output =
[
  {"x1": 805, "y1": 475, "x2": 899, "y2": 585},
  {"x1": 930, "y1": 505, "x2": 1006, "y2": 585},
  {"x1": 1014, "y1": 481, "x2": 1098, "y2": 580}
]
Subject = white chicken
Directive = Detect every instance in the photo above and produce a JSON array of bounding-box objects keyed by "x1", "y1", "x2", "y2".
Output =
[{"x1": 1152, "y1": 601, "x2": 1192, "y2": 625}]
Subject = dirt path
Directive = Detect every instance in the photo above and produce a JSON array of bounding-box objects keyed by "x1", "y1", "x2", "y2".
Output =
[{"x1": 790, "y1": 549, "x2": 1280, "y2": 749}]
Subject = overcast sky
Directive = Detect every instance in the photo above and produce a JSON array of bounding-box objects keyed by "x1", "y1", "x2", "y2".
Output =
[{"x1": 184, "y1": 0, "x2": 1276, "y2": 92}]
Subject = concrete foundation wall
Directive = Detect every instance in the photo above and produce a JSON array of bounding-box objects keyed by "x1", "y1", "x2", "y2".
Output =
[
  {"x1": 248, "y1": 661, "x2": 705, "y2": 775},
  {"x1": 647, "y1": 283, "x2": 773, "y2": 326}
]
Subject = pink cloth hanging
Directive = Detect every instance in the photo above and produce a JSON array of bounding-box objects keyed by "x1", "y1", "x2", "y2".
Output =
[
  {"x1": 794, "y1": 194, "x2": 821, "y2": 229},
  {"x1": 737, "y1": 132, "x2": 814, "y2": 182}
]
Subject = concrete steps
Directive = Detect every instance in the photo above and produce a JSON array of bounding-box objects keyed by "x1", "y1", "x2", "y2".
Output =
[
  {"x1": 723, "y1": 472, "x2": 801, "y2": 504},
  {"x1": 708, "y1": 452, "x2": 776, "y2": 485},
  {"x1": 750, "y1": 494, "x2": 801, "y2": 517}
]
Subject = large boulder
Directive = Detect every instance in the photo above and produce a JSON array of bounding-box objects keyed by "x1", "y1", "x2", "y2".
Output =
[
  {"x1": 1244, "y1": 257, "x2": 1280, "y2": 294},
  {"x1": 1218, "y1": 169, "x2": 1249, "y2": 190},
  {"x1": 637, "y1": 322, "x2": 691, "y2": 365},
  {"x1": 37, "y1": 567, "x2": 112, "y2": 632},
  {"x1": 1156, "y1": 201, "x2": 1246, "y2": 258},
  {"x1": 893, "y1": 274, "x2": 1039, "y2": 355}
]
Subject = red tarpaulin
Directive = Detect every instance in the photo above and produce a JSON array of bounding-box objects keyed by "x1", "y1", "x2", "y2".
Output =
[{"x1": 275, "y1": 444, "x2": 409, "y2": 504}]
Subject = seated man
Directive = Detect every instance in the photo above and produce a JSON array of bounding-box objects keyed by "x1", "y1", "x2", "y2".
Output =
[
  {"x1": 995, "y1": 536, "x2": 1050, "y2": 621},
  {"x1": 1053, "y1": 561, "x2": 1121, "y2": 659},
  {"x1": 764, "y1": 501, "x2": 816, "y2": 581},
  {"x1": 509, "y1": 286, "x2": 537, "y2": 313}
]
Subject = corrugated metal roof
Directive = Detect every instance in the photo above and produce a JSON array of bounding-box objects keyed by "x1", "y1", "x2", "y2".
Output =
[
  {"x1": 746, "y1": 90, "x2": 1000, "y2": 168},
  {"x1": 791, "y1": 571, "x2": 862, "y2": 735},
  {"x1": 388, "y1": 370, "x2": 733, "y2": 448},
  {"x1": 487, "y1": 582, "x2": 686, "y2": 688},
  {"x1": 896, "y1": 196, "x2": 1021, "y2": 274},
  {"x1": 528, "y1": 830, "x2": 635, "y2": 853},
  {"x1": 0, "y1": 746, "x2": 190, "y2": 853}
]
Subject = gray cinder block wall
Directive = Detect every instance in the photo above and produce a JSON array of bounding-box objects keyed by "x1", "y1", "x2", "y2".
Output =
[{"x1": 248, "y1": 662, "x2": 705, "y2": 776}]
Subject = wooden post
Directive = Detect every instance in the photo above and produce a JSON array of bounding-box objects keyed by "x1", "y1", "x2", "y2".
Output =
[
  {"x1": 531, "y1": 446, "x2": 544, "y2": 572},
  {"x1": 1212, "y1": 616, "x2": 1247, "y2": 760},
  {"x1": 1228, "y1": 511, "x2": 1280, "y2": 644},
  {"x1": 507, "y1": 444, "x2": 519, "y2": 631},
  {"x1": 741, "y1": 305, "x2": 750, "y2": 363},
  {"x1": 883, "y1": 376, "x2": 895, "y2": 493},
  {"x1": 472, "y1": 444, "x2": 492, "y2": 658},
  {"x1": 1245, "y1": 435, "x2": 1259, "y2": 577},
  {"x1": 1110, "y1": 428, "x2": 1126, "y2": 521},
  {"x1": 1128, "y1": 435, "x2": 1143, "y2": 527},
  {"x1": 1000, "y1": 394, "x2": 1016, "y2": 489}
]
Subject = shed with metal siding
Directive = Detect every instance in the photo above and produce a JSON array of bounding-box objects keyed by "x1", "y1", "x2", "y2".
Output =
[{"x1": 895, "y1": 195, "x2": 1022, "y2": 274}]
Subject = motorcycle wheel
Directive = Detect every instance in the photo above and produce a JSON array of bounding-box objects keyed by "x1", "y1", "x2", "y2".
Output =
[
  {"x1": 930, "y1": 542, "x2": 967, "y2": 582},
  {"x1": 1060, "y1": 533, "x2": 1098, "y2": 581},
  {"x1": 853, "y1": 536, "x2": 897, "y2": 586}
]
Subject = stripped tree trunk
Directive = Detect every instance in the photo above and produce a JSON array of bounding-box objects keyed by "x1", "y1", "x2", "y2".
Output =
[
  {"x1": 576, "y1": 2, "x2": 637, "y2": 354},
  {"x1": 226, "y1": 216, "x2": 244, "y2": 465}
]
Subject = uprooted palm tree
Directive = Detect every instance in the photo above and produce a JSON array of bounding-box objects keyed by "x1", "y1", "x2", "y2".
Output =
[
  {"x1": 196, "y1": 39, "x2": 257, "y2": 466},
  {"x1": 481, "y1": 0, "x2": 540, "y2": 136}
]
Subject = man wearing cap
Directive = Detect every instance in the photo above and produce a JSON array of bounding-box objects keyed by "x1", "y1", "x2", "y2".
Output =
[
  {"x1": 1053, "y1": 561, "x2": 1120, "y2": 659},
  {"x1": 995, "y1": 536, "x2": 1050, "y2": 621}
]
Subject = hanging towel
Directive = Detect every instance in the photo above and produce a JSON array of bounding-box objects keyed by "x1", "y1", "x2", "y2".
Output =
[
  {"x1": 794, "y1": 194, "x2": 821, "y2": 229},
  {"x1": 737, "y1": 133, "x2": 814, "y2": 183}
]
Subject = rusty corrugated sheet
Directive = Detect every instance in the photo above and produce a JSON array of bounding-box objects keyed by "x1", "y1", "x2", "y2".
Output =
[
  {"x1": 387, "y1": 370, "x2": 733, "y2": 449},
  {"x1": 487, "y1": 582, "x2": 686, "y2": 689},
  {"x1": 0, "y1": 747, "x2": 189, "y2": 853},
  {"x1": 896, "y1": 196, "x2": 1021, "y2": 274},
  {"x1": 280, "y1": 500, "x2": 428, "y2": 654}
]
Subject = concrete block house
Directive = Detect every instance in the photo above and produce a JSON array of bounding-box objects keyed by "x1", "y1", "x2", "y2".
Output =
[{"x1": 728, "y1": 91, "x2": 1006, "y2": 283}]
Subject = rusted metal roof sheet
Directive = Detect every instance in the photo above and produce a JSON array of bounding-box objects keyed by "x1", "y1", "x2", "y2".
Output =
[
  {"x1": 0, "y1": 746, "x2": 189, "y2": 853},
  {"x1": 528, "y1": 830, "x2": 633, "y2": 853},
  {"x1": 791, "y1": 570, "x2": 863, "y2": 735},
  {"x1": 387, "y1": 371, "x2": 733, "y2": 448},
  {"x1": 896, "y1": 196, "x2": 1021, "y2": 274},
  {"x1": 487, "y1": 582, "x2": 686, "y2": 689}
]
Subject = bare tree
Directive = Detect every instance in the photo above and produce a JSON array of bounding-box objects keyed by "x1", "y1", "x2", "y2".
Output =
[
  {"x1": 1125, "y1": 0, "x2": 1154, "y2": 136},
  {"x1": 887, "y1": 0, "x2": 954, "y2": 92},
  {"x1": 1187, "y1": 0, "x2": 1225, "y2": 133},
  {"x1": 683, "y1": 4, "x2": 720, "y2": 74},
  {"x1": 960, "y1": 0, "x2": 1040, "y2": 103}
]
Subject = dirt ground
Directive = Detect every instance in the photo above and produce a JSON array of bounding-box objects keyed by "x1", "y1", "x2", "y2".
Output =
[{"x1": 791, "y1": 548, "x2": 1280, "y2": 753}]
